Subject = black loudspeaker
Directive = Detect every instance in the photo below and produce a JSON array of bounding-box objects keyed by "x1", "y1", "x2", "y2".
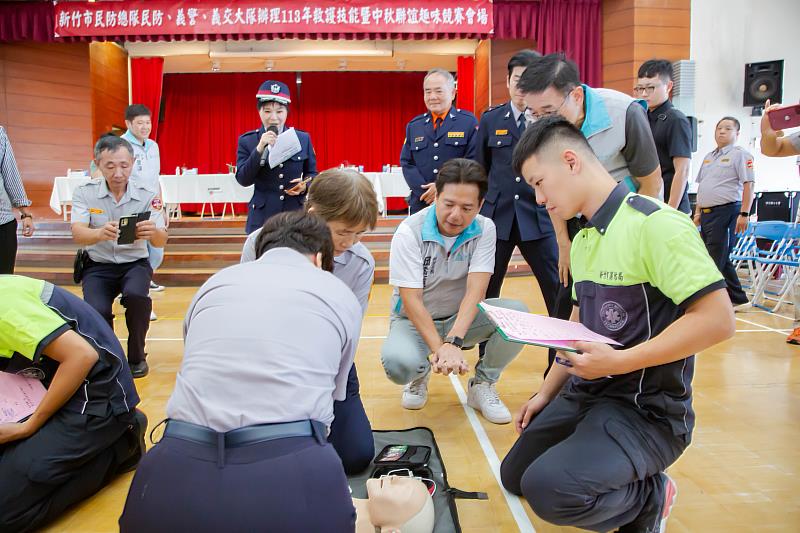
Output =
[
  {"x1": 755, "y1": 191, "x2": 799, "y2": 222},
  {"x1": 743, "y1": 60, "x2": 783, "y2": 107}
]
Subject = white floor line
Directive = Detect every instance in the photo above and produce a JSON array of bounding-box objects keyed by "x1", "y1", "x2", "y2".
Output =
[
  {"x1": 736, "y1": 329, "x2": 792, "y2": 333},
  {"x1": 134, "y1": 335, "x2": 390, "y2": 342},
  {"x1": 752, "y1": 309, "x2": 795, "y2": 322},
  {"x1": 734, "y1": 316, "x2": 789, "y2": 336},
  {"x1": 448, "y1": 374, "x2": 536, "y2": 533}
]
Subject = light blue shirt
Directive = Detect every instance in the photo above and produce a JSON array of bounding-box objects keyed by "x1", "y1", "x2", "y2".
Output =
[
  {"x1": 70, "y1": 178, "x2": 166, "y2": 263},
  {"x1": 166, "y1": 247, "x2": 362, "y2": 431},
  {"x1": 122, "y1": 130, "x2": 161, "y2": 193},
  {"x1": 241, "y1": 228, "x2": 375, "y2": 313}
]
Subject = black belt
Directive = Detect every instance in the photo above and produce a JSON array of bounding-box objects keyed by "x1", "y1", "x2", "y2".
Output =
[
  {"x1": 163, "y1": 419, "x2": 321, "y2": 448},
  {"x1": 700, "y1": 201, "x2": 739, "y2": 214}
]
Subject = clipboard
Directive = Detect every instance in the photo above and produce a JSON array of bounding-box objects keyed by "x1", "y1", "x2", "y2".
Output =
[{"x1": 477, "y1": 302, "x2": 621, "y2": 353}]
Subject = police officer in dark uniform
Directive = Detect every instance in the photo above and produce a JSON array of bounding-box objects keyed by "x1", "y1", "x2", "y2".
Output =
[
  {"x1": 236, "y1": 80, "x2": 317, "y2": 234},
  {"x1": 401, "y1": 68, "x2": 478, "y2": 213},
  {"x1": 636, "y1": 59, "x2": 693, "y2": 214},
  {"x1": 475, "y1": 50, "x2": 560, "y2": 317}
]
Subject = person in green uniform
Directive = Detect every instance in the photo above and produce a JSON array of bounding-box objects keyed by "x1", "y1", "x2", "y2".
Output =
[{"x1": 500, "y1": 116, "x2": 735, "y2": 533}]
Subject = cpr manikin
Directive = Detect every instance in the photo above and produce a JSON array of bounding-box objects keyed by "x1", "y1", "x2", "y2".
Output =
[{"x1": 354, "y1": 476, "x2": 435, "y2": 533}]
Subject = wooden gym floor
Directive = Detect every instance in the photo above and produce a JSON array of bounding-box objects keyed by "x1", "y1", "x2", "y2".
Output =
[{"x1": 42, "y1": 277, "x2": 799, "y2": 533}]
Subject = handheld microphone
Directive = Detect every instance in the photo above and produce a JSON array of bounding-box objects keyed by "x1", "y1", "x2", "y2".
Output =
[{"x1": 260, "y1": 125, "x2": 280, "y2": 167}]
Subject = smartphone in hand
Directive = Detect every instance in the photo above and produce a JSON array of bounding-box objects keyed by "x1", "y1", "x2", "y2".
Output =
[
  {"x1": 768, "y1": 104, "x2": 800, "y2": 131},
  {"x1": 117, "y1": 211, "x2": 151, "y2": 245}
]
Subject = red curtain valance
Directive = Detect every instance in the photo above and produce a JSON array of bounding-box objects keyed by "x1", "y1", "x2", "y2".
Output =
[{"x1": 0, "y1": 1, "x2": 54, "y2": 43}]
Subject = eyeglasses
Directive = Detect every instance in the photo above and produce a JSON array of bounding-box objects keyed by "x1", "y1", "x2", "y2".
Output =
[
  {"x1": 633, "y1": 85, "x2": 660, "y2": 96},
  {"x1": 529, "y1": 90, "x2": 572, "y2": 120}
]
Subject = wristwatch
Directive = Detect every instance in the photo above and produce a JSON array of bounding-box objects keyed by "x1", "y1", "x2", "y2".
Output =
[
  {"x1": 443, "y1": 335, "x2": 464, "y2": 348},
  {"x1": 19, "y1": 213, "x2": 32, "y2": 220},
  {"x1": 739, "y1": 212, "x2": 749, "y2": 217}
]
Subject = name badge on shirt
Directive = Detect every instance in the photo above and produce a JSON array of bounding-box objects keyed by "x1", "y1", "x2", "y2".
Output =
[
  {"x1": 495, "y1": 129, "x2": 509, "y2": 136},
  {"x1": 721, "y1": 158, "x2": 730, "y2": 163},
  {"x1": 447, "y1": 131, "x2": 465, "y2": 138},
  {"x1": 89, "y1": 208, "x2": 104, "y2": 214},
  {"x1": 703, "y1": 159, "x2": 711, "y2": 164},
  {"x1": 414, "y1": 136, "x2": 425, "y2": 143}
]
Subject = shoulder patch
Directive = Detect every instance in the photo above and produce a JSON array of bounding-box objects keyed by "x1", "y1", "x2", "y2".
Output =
[{"x1": 626, "y1": 194, "x2": 660, "y2": 216}]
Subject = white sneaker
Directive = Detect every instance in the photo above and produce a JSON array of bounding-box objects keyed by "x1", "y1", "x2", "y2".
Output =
[
  {"x1": 733, "y1": 301, "x2": 752, "y2": 313},
  {"x1": 401, "y1": 371, "x2": 431, "y2": 410},
  {"x1": 467, "y1": 379, "x2": 511, "y2": 424},
  {"x1": 150, "y1": 310, "x2": 157, "y2": 321},
  {"x1": 149, "y1": 281, "x2": 165, "y2": 292}
]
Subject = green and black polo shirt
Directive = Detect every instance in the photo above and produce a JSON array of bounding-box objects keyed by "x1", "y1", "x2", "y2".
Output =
[{"x1": 569, "y1": 182, "x2": 726, "y2": 437}]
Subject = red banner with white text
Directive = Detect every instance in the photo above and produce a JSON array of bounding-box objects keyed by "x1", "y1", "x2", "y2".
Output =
[{"x1": 54, "y1": 0, "x2": 493, "y2": 38}]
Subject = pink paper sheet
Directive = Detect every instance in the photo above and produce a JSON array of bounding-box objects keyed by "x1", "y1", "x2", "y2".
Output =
[
  {"x1": 0, "y1": 372, "x2": 47, "y2": 424},
  {"x1": 480, "y1": 302, "x2": 621, "y2": 346}
]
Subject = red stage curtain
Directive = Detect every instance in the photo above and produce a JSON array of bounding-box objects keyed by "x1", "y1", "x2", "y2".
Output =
[
  {"x1": 0, "y1": 1, "x2": 54, "y2": 43},
  {"x1": 131, "y1": 58, "x2": 165, "y2": 139},
  {"x1": 293, "y1": 71, "x2": 425, "y2": 171},
  {"x1": 456, "y1": 56, "x2": 475, "y2": 114},
  {"x1": 158, "y1": 71, "x2": 424, "y2": 174},
  {"x1": 493, "y1": 0, "x2": 602, "y2": 88}
]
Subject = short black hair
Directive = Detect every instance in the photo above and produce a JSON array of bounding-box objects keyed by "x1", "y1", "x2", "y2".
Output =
[
  {"x1": 717, "y1": 116, "x2": 741, "y2": 132},
  {"x1": 94, "y1": 135, "x2": 134, "y2": 160},
  {"x1": 517, "y1": 53, "x2": 581, "y2": 96},
  {"x1": 507, "y1": 49, "x2": 541, "y2": 78},
  {"x1": 638, "y1": 59, "x2": 673, "y2": 82},
  {"x1": 254, "y1": 211, "x2": 334, "y2": 272},
  {"x1": 125, "y1": 104, "x2": 151, "y2": 122},
  {"x1": 435, "y1": 158, "x2": 488, "y2": 201},
  {"x1": 512, "y1": 115, "x2": 594, "y2": 175}
]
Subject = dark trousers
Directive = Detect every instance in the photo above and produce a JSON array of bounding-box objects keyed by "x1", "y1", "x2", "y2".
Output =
[
  {"x1": 82, "y1": 258, "x2": 153, "y2": 364},
  {"x1": 700, "y1": 202, "x2": 748, "y2": 304},
  {"x1": 0, "y1": 408, "x2": 138, "y2": 533},
  {"x1": 119, "y1": 432, "x2": 355, "y2": 533},
  {"x1": 500, "y1": 393, "x2": 687, "y2": 532},
  {"x1": 486, "y1": 216, "x2": 560, "y2": 316},
  {"x1": 329, "y1": 364, "x2": 374, "y2": 474},
  {"x1": 0, "y1": 218, "x2": 17, "y2": 274}
]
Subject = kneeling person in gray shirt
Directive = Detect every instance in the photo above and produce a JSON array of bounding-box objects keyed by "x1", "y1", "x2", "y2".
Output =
[{"x1": 381, "y1": 158, "x2": 528, "y2": 424}]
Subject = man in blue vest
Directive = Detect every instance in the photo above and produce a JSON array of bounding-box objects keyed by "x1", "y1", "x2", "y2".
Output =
[{"x1": 400, "y1": 69, "x2": 478, "y2": 214}]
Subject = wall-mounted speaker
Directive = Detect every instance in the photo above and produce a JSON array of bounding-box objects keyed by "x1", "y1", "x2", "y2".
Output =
[{"x1": 743, "y1": 60, "x2": 783, "y2": 107}]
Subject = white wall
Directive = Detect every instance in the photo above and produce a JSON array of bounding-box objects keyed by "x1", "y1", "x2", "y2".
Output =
[{"x1": 690, "y1": 0, "x2": 800, "y2": 192}]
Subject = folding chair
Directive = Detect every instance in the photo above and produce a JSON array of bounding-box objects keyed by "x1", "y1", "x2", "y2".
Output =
[
  {"x1": 751, "y1": 223, "x2": 800, "y2": 312},
  {"x1": 744, "y1": 222, "x2": 792, "y2": 310},
  {"x1": 731, "y1": 221, "x2": 787, "y2": 294}
]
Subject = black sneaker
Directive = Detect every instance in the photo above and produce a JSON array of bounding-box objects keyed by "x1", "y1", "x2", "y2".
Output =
[
  {"x1": 117, "y1": 409, "x2": 148, "y2": 474},
  {"x1": 130, "y1": 360, "x2": 149, "y2": 379},
  {"x1": 617, "y1": 473, "x2": 677, "y2": 533}
]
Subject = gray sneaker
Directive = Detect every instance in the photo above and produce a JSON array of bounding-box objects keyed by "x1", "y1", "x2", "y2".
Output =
[{"x1": 401, "y1": 371, "x2": 431, "y2": 410}]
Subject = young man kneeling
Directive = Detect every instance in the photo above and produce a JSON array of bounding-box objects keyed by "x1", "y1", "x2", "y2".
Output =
[{"x1": 500, "y1": 117, "x2": 735, "y2": 532}]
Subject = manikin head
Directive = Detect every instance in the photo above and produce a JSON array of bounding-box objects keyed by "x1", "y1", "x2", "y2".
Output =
[{"x1": 354, "y1": 476, "x2": 435, "y2": 533}]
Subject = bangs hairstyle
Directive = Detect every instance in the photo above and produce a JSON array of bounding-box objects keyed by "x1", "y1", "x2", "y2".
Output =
[
  {"x1": 306, "y1": 168, "x2": 379, "y2": 230},
  {"x1": 254, "y1": 210, "x2": 334, "y2": 272},
  {"x1": 125, "y1": 104, "x2": 151, "y2": 122},
  {"x1": 512, "y1": 115, "x2": 594, "y2": 175},
  {"x1": 434, "y1": 158, "x2": 488, "y2": 201}
]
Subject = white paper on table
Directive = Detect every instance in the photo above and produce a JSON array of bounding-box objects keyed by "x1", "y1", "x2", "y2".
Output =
[
  {"x1": 268, "y1": 127, "x2": 302, "y2": 169},
  {"x1": 0, "y1": 372, "x2": 47, "y2": 424},
  {"x1": 479, "y1": 302, "x2": 621, "y2": 350}
]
